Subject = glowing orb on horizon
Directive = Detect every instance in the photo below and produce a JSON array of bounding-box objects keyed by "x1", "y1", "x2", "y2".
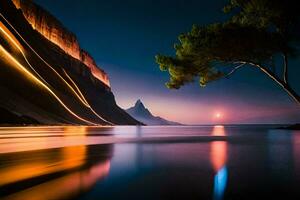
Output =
[{"x1": 214, "y1": 112, "x2": 223, "y2": 119}]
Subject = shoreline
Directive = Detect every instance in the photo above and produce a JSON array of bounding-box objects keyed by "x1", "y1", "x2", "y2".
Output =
[{"x1": 278, "y1": 124, "x2": 300, "y2": 130}]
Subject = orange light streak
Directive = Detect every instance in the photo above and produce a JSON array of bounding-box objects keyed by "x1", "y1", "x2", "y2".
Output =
[
  {"x1": 0, "y1": 17, "x2": 90, "y2": 108},
  {"x1": 0, "y1": 45, "x2": 97, "y2": 125},
  {"x1": 63, "y1": 69, "x2": 114, "y2": 125},
  {"x1": 0, "y1": 21, "x2": 23, "y2": 51},
  {"x1": 62, "y1": 69, "x2": 89, "y2": 105},
  {"x1": 0, "y1": 21, "x2": 48, "y2": 84},
  {"x1": 0, "y1": 14, "x2": 114, "y2": 125}
]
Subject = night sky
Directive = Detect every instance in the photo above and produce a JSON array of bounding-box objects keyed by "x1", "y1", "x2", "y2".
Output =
[{"x1": 34, "y1": 0, "x2": 300, "y2": 124}]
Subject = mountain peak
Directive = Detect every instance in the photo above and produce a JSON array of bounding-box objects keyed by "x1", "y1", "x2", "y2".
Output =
[
  {"x1": 134, "y1": 99, "x2": 146, "y2": 110},
  {"x1": 135, "y1": 99, "x2": 143, "y2": 106},
  {"x1": 126, "y1": 99, "x2": 182, "y2": 126}
]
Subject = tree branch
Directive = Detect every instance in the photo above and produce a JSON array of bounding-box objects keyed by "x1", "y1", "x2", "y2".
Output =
[
  {"x1": 225, "y1": 63, "x2": 246, "y2": 78},
  {"x1": 247, "y1": 62, "x2": 300, "y2": 105}
]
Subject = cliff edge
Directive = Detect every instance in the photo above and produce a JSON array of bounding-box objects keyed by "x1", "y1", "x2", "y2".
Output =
[
  {"x1": 11, "y1": 0, "x2": 110, "y2": 87},
  {"x1": 0, "y1": 0, "x2": 140, "y2": 125}
]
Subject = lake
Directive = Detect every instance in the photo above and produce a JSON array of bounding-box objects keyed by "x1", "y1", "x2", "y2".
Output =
[{"x1": 0, "y1": 125, "x2": 300, "y2": 200}]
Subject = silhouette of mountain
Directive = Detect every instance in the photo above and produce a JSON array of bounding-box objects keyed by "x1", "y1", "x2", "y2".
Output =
[{"x1": 126, "y1": 100, "x2": 182, "y2": 125}]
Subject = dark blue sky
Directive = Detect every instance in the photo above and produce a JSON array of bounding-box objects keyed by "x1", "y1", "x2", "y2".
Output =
[{"x1": 35, "y1": 0, "x2": 300, "y2": 124}]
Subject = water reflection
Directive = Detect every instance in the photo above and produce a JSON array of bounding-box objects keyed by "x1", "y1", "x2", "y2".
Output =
[
  {"x1": 0, "y1": 145, "x2": 88, "y2": 187},
  {"x1": 0, "y1": 126, "x2": 116, "y2": 153},
  {"x1": 293, "y1": 131, "x2": 300, "y2": 180},
  {"x1": 213, "y1": 166, "x2": 228, "y2": 200},
  {"x1": 0, "y1": 127, "x2": 113, "y2": 200},
  {"x1": 1, "y1": 125, "x2": 299, "y2": 200},
  {"x1": 211, "y1": 125, "x2": 228, "y2": 200},
  {"x1": 3, "y1": 159, "x2": 111, "y2": 200},
  {"x1": 0, "y1": 127, "x2": 88, "y2": 186}
]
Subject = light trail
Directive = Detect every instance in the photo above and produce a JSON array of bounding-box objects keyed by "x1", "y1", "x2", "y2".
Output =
[
  {"x1": 0, "y1": 45, "x2": 98, "y2": 125},
  {"x1": 0, "y1": 13, "x2": 114, "y2": 125},
  {"x1": 0, "y1": 21, "x2": 22, "y2": 51},
  {"x1": 0, "y1": 16, "x2": 89, "y2": 107},
  {"x1": 0, "y1": 21, "x2": 48, "y2": 84},
  {"x1": 0, "y1": 19, "x2": 100, "y2": 124},
  {"x1": 62, "y1": 69, "x2": 89, "y2": 105},
  {"x1": 0, "y1": 21, "x2": 102, "y2": 124},
  {"x1": 63, "y1": 69, "x2": 114, "y2": 125}
]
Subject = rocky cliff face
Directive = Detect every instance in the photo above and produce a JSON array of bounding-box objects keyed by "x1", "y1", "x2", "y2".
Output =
[
  {"x1": 11, "y1": 0, "x2": 110, "y2": 87},
  {"x1": 0, "y1": 0, "x2": 139, "y2": 125}
]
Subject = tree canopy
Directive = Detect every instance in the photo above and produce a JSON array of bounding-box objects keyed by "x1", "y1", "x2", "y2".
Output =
[{"x1": 156, "y1": 0, "x2": 300, "y2": 104}]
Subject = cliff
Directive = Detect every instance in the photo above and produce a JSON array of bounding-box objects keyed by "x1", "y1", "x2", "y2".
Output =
[
  {"x1": 11, "y1": 0, "x2": 110, "y2": 87},
  {"x1": 0, "y1": 0, "x2": 140, "y2": 125}
]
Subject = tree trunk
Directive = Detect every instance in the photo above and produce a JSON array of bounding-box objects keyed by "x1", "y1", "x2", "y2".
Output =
[
  {"x1": 249, "y1": 62, "x2": 300, "y2": 105},
  {"x1": 280, "y1": 83, "x2": 300, "y2": 105}
]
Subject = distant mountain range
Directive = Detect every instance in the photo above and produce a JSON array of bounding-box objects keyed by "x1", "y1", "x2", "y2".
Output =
[{"x1": 126, "y1": 100, "x2": 182, "y2": 125}]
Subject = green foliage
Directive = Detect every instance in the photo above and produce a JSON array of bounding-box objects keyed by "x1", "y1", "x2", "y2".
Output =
[
  {"x1": 225, "y1": 0, "x2": 300, "y2": 32},
  {"x1": 156, "y1": 0, "x2": 300, "y2": 89}
]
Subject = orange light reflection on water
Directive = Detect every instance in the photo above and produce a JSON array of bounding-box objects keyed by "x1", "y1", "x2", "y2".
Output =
[
  {"x1": 3, "y1": 160, "x2": 111, "y2": 200},
  {"x1": 210, "y1": 125, "x2": 228, "y2": 200},
  {"x1": 210, "y1": 125, "x2": 227, "y2": 172},
  {"x1": 0, "y1": 126, "x2": 124, "y2": 154},
  {"x1": 0, "y1": 127, "x2": 87, "y2": 187}
]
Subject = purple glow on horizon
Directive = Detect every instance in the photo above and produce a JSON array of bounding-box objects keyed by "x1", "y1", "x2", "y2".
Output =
[{"x1": 117, "y1": 96, "x2": 300, "y2": 125}]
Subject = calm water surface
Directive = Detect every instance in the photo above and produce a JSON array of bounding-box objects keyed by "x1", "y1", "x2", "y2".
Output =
[{"x1": 0, "y1": 125, "x2": 300, "y2": 200}]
